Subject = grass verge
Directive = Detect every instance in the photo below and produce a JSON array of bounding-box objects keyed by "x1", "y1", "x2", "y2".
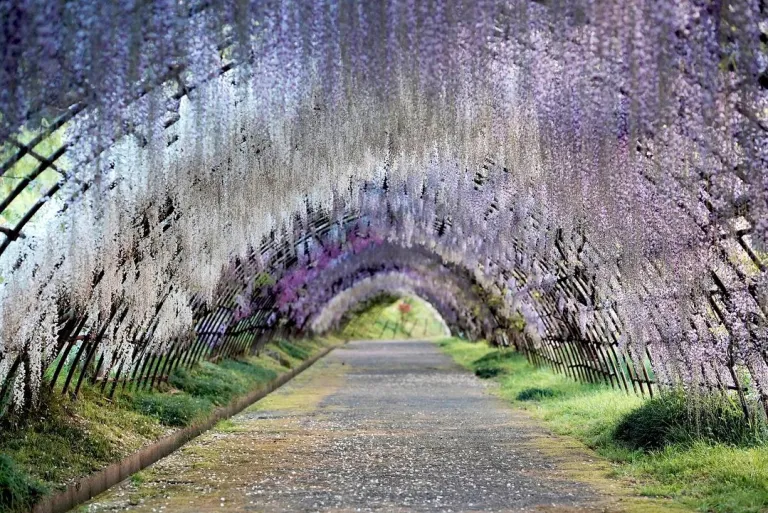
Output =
[
  {"x1": 437, "y1": 337, "x2": 768, "y2": 513},
  {"x1": 0, "y1": 337, "x2": 332, "y2": 513}
]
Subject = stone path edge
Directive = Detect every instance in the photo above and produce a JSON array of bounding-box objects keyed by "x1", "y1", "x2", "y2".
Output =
[{"x1": 30, "y1": 344, "x2": 339, "y2": 513}]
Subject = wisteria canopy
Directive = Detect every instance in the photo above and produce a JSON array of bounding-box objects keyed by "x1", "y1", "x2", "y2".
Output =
[{"x1": 0, "y1": 0, "x2": 767, "y2": 415}]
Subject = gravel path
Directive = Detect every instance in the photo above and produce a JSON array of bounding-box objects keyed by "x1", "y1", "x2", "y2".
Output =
[{"x1": 84, "y1": 340, "x2": 634, "y2": 512}]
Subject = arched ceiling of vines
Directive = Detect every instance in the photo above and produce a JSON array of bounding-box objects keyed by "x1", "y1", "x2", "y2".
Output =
[{"x1": 0, "y1": 0, "x2": 767, "y2": 409}]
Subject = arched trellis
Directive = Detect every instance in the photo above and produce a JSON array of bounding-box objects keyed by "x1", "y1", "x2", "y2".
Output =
[
  {"x1": 0, "y1": 163, "x2": 766, "y2": 416},
  {"x1": 260, "y1": 220, "x2": 664, "y2": 398},
  {"x1": 274, "y1": 241, "x2": 498, "y2": 338},
  {"x1": 0, "y1": 140, "x2": 766, "y2": 418},
  {"x1": 309, "y1": 272, "x2": 453, "y2": 336},
  {"x1": 0, "y1": 0, "x2": 766, "y2": 420},
  {"x1": 0, "y1": 196, "x2": 361, "y2": 410}
]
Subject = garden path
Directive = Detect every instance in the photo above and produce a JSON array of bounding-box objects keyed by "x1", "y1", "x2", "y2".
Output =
[{"x1": 83, "y1": 340, "x2": 664, "y2": 513}]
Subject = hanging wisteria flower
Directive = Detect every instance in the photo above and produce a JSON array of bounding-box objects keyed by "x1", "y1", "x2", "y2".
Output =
[{"x1": 0, "y1": 0, "x2": 765, "y2": 414}]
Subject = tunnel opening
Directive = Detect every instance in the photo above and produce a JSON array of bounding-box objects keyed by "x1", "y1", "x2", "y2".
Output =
[{"x1": 315, "y1": 287, "x2": 451, "y2": 341}]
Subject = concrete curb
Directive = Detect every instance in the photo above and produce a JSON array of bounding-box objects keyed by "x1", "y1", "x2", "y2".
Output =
[{"x1": 30, "y1": 345, "x2": 336, "y2": 513}]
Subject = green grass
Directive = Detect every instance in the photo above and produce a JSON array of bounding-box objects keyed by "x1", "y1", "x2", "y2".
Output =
[
  {"x1": 1, "y1": 387, "x2": 165, "y2": 483},
  {"x1": 129, "y1": 470, "x2": 149, "y2": 486},
  {"x1": 437, "y1": 337, "x2": 768, "y2": 513},
  {"x1": 275, "y1": 340, "x2": 311, "y2": 361},
  {"x1": 168, "y1": 359, "x2": 278, "y2": 407},
  {"x1": 130, "y1": 393, "x2": 212, "y2": 427},
  {"x1": 0, "y1": 338, "x2": 330, "y2": 512},
  {"x1": 340, "y1": 295, "x2": 448, "y2": 340},
  {"x1": 628, "y1": 442, "x2": 768, "y2": 512},
  {"x1": 615, "y1": 390, "x2": 766, "y2": 450},
  {"x1": 0, "y1": 454, "x2": 47, "y2": 512},
  {"x1": 516, "y1": 387, "x2": 559, "y2": 401}
]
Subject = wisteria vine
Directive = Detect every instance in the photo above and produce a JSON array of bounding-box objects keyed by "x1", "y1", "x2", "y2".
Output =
[{"x1": 0, "y1": 0, "x2": 766, "y2": 414}]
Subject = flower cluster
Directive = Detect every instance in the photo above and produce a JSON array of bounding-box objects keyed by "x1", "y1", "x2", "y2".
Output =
[{"x1": 0, "y1": 1, "x2": 766, "y2": 412}]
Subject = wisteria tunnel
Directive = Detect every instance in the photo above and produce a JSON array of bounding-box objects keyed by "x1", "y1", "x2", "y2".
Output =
[{"x1": 0, "y1": 1, "x2": 767, "y2": 511}]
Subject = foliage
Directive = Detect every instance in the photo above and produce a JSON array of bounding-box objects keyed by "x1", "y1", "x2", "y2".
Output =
[
  {"x1": 474, "y1": 367, "x2": 502, "y2": 379},
  {"x1": 168, "y1": 359, "x2": 273, "y2": 407},
  {"x1": 439, "y1": 338, "x2": 768, "y2": 513},
  {"x1": 516, "y1": 387, "x2": 559, "y2": 401},
  {"x1": 472, "y1": 350, "x2": 517, "y2": 367},
  {"x1": 614, "y1": 391, "x2": 767, "y2": 451},
  {"x1": 627, "y1": 442, "x2": 768, "y2": 513},
  {"x1": 0, "y1": 122, "x2": 65, "y2": 226},
  {"x1": 0, "y1": 454, "x2": 47, "y2": 513},
  {"x1": 160, "y1": 344, "x2": 307, "y2": 414},
  {"x1": 0, "y1": 387, "x2": 156, "y2": 488},
  {"x1": 219, "y1": 359, "x2": 278, "y2": 383},
  {"x1": 470, "y1": 349, "x2": 519, "y2": 379}
]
